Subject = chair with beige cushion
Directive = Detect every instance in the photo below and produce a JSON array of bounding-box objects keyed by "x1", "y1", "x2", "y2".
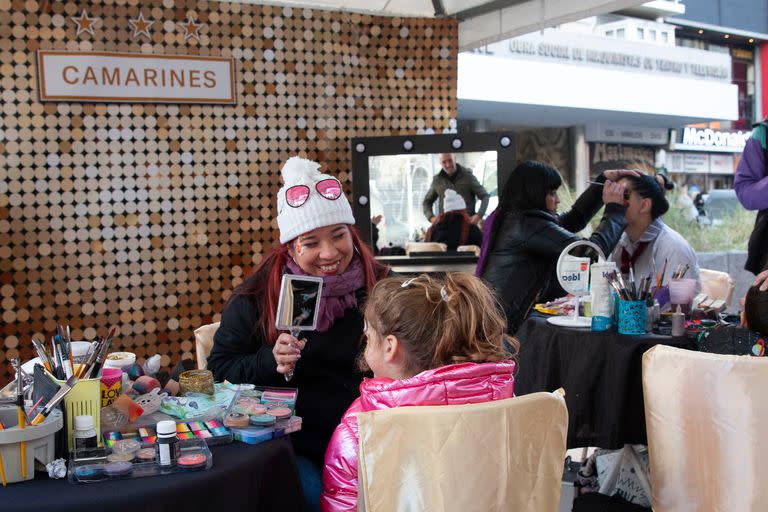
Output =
[
  {"x1": 194, "y1": 322, "x2": 220, "y2": 370},
  {"x1": 456, "y1": 244, "x2": 481, "y2": 256},
  {"x1": 699, "y1": 268, "x2": 735, "y2": 305},
  {"x1": 643, "y1": 344, "x2": 768, "y2": 512},
  {"x1": 357, "y1": 391, "x2": 568, "y2": 512},
  {"x1": 405, "y1": 241, "x2": 447, "y2": 255}
]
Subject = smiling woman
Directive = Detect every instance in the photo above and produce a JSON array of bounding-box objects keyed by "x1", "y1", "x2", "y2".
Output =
[{"x1": 206, "y1": 156, "x2": 389, "y2": 511}]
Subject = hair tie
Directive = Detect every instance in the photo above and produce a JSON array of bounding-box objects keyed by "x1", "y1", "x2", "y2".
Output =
[{"x1": 440, "y1": 286, "x2": 450, "y2": 302}]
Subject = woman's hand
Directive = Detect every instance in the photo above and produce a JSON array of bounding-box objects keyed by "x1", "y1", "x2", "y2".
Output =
[
  {"x1": 602, "y1": 180, "x2": 628, "y2": 205},
  {"x1": 754, "y1": 269, "x2": 768, "y2": 292},
  {"x1": 272, "y1": 333, "x2": 306, "y2": 375},
  {"x1": 603, "y1": 169, "x2": 641, "y2": 182}
]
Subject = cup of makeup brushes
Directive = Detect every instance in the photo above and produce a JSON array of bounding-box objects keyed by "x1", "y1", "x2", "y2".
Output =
[{"x1": 618, "y1": 299, "x2": 647, "y2": 335}]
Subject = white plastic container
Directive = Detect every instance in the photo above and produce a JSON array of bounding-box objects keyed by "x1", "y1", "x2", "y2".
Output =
[{"x1": 0, "y1": 406, "x2": 63, "y2": 483}]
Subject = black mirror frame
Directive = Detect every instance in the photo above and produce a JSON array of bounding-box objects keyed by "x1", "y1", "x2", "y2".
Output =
[{"x1": 350, "y1": 132, "x2": 515, "y2": 248}]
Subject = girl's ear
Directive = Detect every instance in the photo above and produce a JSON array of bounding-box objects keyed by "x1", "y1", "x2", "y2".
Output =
[{"x1": 383, "y1": 334, "x2": 400, "y2": 364}]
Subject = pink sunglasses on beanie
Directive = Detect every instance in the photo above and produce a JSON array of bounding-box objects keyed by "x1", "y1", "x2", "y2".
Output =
[{"x1": 285, "y1": 178, "x2": 343, "y2": 208}]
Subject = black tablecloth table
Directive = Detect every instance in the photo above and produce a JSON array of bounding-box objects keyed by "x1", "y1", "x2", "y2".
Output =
[
  {"x1": 5, "y1": 437, "x2": 303, "y2": 512},
  {"x1": 514, "y1": 316, "x2": 695, "y2": 449}
]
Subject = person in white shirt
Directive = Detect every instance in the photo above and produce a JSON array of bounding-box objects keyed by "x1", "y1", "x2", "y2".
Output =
[{"x1": 609, "y1": 174, "x2": 700, "y2": 292}]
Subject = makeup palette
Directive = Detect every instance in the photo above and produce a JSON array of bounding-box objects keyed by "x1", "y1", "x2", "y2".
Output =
[
  {"x1": 103, "y1": 420, "x2": 232, "y2": 448},
  {"x1": 232, "y1": 416, "x2": 303, "y2": 445},
  {"x1": 224, "y1": 386, "x2": 303, "y2": 445},
  {"x1": 229, "y1": 386, "x2": 299, "y2": 421},
  {"x1": 68, "y1": 438, "x2": 212, "y2": 484}
]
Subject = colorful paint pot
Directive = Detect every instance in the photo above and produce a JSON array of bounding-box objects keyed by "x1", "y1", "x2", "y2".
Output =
[
  {"x1": 249, "y1": 414, "x2": 276, "y2": 427},
  {"x1": 177, "y1": 453, "x2": 207, "y2": 470},
  {"x1": 104, "y1": 461, "x2": 133, "y2": 477},
  {"x1": 224, "y1": 412, "x2": 250, "y2": 428},
  {"x1": 73, "y1": 464, "x2": 106, "y2": 480},
  {"x1": 267, "y1": 407, "x2": 293, "y2": 420},
  {"x1": 136, "y1": 447, "x2": 156, "y2": 462}
]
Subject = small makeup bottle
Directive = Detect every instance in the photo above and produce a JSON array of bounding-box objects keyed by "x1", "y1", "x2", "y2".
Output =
[
  {"x1": 671, "y1": 305, "x2": 685, "y2": 337},
  {"x1": 73, "y1": 415, "x2": 98, "y2": 451},
  {"x1": 156, "y1": 420, "x2": 180, "y2": 467}
]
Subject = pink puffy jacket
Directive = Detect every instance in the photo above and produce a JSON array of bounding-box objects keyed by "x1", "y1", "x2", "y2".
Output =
[{"x1": 320, "y1": 361, "x2": 516, "y2": 512}]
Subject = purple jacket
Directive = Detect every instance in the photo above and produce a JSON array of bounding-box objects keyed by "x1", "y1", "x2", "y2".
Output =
[
  {"x1": 735, "y1": 133, "x2": 768, "y2": 211},
  {"x1": 475, "y1": 208, "x2": 498, "y2": 276},
  {"x1": 320, "y1": 361, "x2": 516, "y2": 512}
]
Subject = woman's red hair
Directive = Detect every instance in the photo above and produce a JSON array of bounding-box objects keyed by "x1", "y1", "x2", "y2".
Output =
[
  {"x1": 425, "y1": 210, "x2": 471, "y2": 246},
  {"x1": 227, "y1": 225, "x2": 387, "y2": 344}
]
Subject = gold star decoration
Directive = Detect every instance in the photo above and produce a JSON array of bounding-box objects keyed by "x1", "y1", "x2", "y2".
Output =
[
  {"x1": 128, "y1": 12, "x2": 154, "y2": 40},
  {"x1": 71, "y1": 10, "x2": 100, "y2": 37},
  {"x1": 178, "y1": 15, "x2": 205, "y2": 43}
]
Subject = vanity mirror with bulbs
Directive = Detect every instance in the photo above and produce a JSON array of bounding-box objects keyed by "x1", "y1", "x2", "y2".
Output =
[{"x1": 350, "y1": 132, "x2": 515, "y2": 274}]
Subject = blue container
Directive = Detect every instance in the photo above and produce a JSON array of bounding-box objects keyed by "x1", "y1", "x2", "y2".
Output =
[
  {"x1": 591, "y1": 316, "x2": 611, "y2": 332},
  {"x1": 618, "y1": 300, "x2": 647, "y2": 335}
]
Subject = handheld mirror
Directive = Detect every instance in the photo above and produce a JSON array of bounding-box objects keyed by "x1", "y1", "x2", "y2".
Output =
[
  {"x1": 275, "y1": 274, "x2": 324, "y2": 381},
  {"x1": 548, "y1": 240, "x2": 605, "y2": 328}
]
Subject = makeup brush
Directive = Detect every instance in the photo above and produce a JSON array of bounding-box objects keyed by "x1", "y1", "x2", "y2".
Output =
[
  {"x1": 65, "y1": 325, "x2": 75, "y2": 375},
  {"x1": 0, "y1": 421, "x2": 6, "y2": 487},
  {"x1": 85, "y1": 329, "x2": 115, "y2": 379},
  {"x1": 14, "y1": 359, "x2": 26, "y2": 478},
  {"x1": 30, "y1": 375, "x2": 78, "y2": 426},
  {"x1": 31, "y1": 337, "x2": 54, "y2": 373},
  {"x1": 659, "y1": 258, "x2": 669, "y2": 287}
]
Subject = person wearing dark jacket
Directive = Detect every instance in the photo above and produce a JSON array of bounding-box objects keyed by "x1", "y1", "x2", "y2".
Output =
[
  {"x1": 425, "y1": 189, "x2": 483, "y2": 250},
  {"x1": 699, "y1": 283, "x2": 768, "y2": 355},
  {"x1": 422, "y1": 153, "x2": 490, "y2": 224},
  {"x1": 206, "y1": 156, "x2": 388, "y2": 511},
  {"x1": 478, "y1": 161, "x2": 633, "y2": 334}
]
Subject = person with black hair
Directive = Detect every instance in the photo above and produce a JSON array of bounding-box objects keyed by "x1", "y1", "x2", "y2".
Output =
[
  {"x1": 477, "y1": 160, "x2": 633, "y2": 334},
  {"x1": 698, "y1": 283, "x2": 768, "y2": 355},
  {"x1": 608, "y1": 174, "x2": 701, "y2": 291}
]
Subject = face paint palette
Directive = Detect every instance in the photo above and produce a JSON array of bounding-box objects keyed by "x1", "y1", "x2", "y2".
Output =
[
  {"x1": 103, "y1": 419, "x2": 233, "y2": 448},
  {"x1": 230, "y1": 386, "x2": 298, "y2": 420},
  {"x1": 68, "y1": 438, "x2": 212, "y2": 484},
  {"x1": 225, "y1": 386, "x2": 303, "y2": 445}
]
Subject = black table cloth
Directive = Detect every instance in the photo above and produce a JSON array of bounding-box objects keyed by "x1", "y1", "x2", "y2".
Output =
[
  {"x1": 5, "y1": 437, "x2": 303, "y2": 512},
  {"x1": 514, "y1": 315, "x2": 695, "y2": 449}
]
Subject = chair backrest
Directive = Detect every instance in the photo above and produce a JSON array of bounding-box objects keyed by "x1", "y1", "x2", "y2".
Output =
[
  {"x1": 699, "y1": 267, "x2": 735, "y2": 305},
  {"x1": 194, "y1": 322, "x2": 220, "y2": 369},
  {"x1": 405, "y1": 241, "x2": 447, "y2": 255},
  {"x1": 456, "y1": 244, "x2": 481, "y2": 256},
  {"x1": 643, "y1": 345, "x2": 768, "y2": 512},
  {"x1": 357, "y1": 391, "x2": 568, "y2": 512}
]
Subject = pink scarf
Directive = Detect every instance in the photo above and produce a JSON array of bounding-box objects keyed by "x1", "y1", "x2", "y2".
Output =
[{"x1": 284, "y1": 256, "x2": 365, "y2": 332}]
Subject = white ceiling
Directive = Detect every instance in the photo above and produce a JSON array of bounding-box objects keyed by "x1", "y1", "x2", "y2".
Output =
[{"x1": 227, "y1": 0, "x2": 648, "y2": 49}]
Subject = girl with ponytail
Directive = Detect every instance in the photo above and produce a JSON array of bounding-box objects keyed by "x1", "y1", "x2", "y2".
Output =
[{"x1": 321, "y1": 273, "x2": 518, "y2": 512}]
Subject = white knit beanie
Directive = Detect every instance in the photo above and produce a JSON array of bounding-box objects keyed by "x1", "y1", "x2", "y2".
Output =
[
  {"x1": 276, "y1": 156, "x2": 355, "y2": 243},
  {"x1": 443, "y1": 189, "x2": 467, "y2": 213}
]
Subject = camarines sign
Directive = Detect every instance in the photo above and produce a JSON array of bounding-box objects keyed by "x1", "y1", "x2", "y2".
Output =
[{"x1": 37, "y1": 51, "x2": 236, "y2": 104}]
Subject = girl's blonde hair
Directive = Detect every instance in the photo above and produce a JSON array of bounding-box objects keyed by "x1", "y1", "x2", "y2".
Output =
[{"x1": 363, "y1": 272, "x2": 518, "y2": 376}]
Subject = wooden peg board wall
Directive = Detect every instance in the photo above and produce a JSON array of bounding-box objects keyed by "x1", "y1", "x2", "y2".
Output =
[{"x1": 0, "y1": 0, "x2": 458, "y2": 384}]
